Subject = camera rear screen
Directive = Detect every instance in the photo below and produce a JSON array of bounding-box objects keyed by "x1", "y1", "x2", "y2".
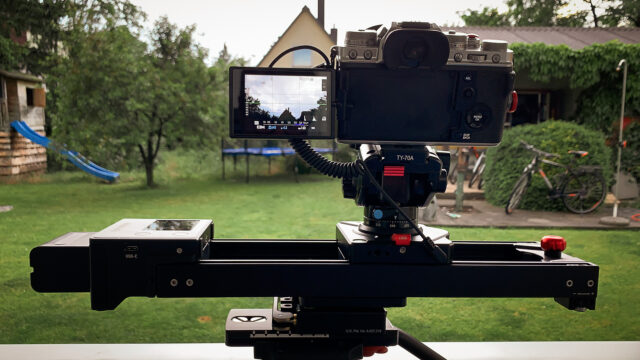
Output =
[{"x1": 230, "y1": 67, "x2": 333, "y2": 139}]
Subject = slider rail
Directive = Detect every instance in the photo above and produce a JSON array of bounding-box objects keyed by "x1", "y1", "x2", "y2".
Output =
[
  {"x1": 155, "y1": 256, "x2": 598, "y2": 299},
  {"x1": 30, "y1": 237, "x2": 599, "y2": 311},
  {"x1": 154, "y1": 240, "x2": 598, "y2": 311}
]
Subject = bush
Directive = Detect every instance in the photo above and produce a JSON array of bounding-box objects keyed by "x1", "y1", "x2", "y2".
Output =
[
  {"x1": 484, "y1": 121, "x2": 613, "y2": 211},
  {"x1": 620, "y1": 122, "x2": 640, "y2": 182}
]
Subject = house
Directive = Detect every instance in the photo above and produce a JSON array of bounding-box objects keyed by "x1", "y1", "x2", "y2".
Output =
[
  {"x1": 258, "y1": 1, "x2": 337, "y2": 68},
  {"x1": 445, "y1": 26, "x2": 640, "y2": 126},
  {"x1": 0, "y1": 70, "x2": 47, "y2": 177}
]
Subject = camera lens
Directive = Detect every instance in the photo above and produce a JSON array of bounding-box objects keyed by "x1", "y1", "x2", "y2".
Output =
[{"x1": 403, "y1": 40, "x2": 426, "y2": 62}]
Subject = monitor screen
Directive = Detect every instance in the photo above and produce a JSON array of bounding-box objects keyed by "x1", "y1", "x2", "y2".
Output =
[{"x1": 230, "y1": 67, "x2": 334, "y2": 139}]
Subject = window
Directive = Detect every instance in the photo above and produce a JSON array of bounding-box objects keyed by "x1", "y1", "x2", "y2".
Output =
[
  {"x1": 26, "y1": 88, "x2": 34, "y2": 106},
  {"x1": 292, "y1": 49, "x2": 312, "y2": 67}
]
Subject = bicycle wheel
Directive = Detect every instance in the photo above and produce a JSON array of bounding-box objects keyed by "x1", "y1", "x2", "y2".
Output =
[
  {"x1": 475, "y1": 162, "x2": 486, "y2": 189},
  {"x1": 468, "y1": 169, "x2": 478, "y2": 188},
  {"x1": 561, "y1": 172, "x2": 606, "y2": 214},
  {"x1": 448, "y1": 166, "x2": 458, "y2": 184},
  {"x1": 468, "y1": 155, "x2": 485, "y2": 188},
  {"x1": 505, "y1": 173, "x2": 531, "y2": 215}
]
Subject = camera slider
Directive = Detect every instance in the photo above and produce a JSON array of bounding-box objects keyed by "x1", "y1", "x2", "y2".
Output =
[
  {"x1": 30, "y1": 219, "x2": 598, "y2": 313},
  {"x1": 29, "y1": 218, "x2": 599, "y2": 359}
]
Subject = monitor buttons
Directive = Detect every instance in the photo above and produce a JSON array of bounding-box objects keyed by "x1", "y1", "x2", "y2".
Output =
[{"x1": 463, "y1": 87, "x2": 475, "y2": 98}]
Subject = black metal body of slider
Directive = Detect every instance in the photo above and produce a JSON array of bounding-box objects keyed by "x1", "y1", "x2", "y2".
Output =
[
  {"x1": 30, "y1": 234, "x2": 599, "y2": 312},
  {"x1": 30, "y1": 232, "x2": 93, "y2": 292}
]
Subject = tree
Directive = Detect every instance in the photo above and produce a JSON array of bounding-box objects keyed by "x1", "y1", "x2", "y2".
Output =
[
  {"x1": 4, "y1": 1, "x2": 243, "y2": 185},
  {"x1": 459, "y1": 7, "x2": 511, "y2": 26},
  {"x1": 50, "y1": 26, "x2": 148, "y2": 172},
  {"x1": 584, "y1": 0, "x2": 604, "y2": 27},
  {"x1": 603, "y1": 0, "x2": 640, "y2": 26},
  {"x1": 459, "y1": 0, "x2": 589, "y2": 27},
  {"x1": 0, "y1": 0, "x2": 143, "y2": 75},
  {"x1": 508, "y1": 0, "x2": 583, "y2": 26},
  {"x1": 0, "y1": 0, "x2": 71, "y2": 74},
  {"x1": 460, "y1": 0, "x2": 639, "y2": 27},
  {"x1": 53, "y1": 17, "x2": 218, "y2": 187},
  {"x1": 208, "y1": 44, "x2": 246, "y2": 147},
  {"x1": 135, "y1": 17, "x2": 215, "y2": 186}
]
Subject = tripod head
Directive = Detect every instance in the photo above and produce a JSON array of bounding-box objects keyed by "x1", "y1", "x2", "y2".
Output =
[{"x1": 343, "y1": 144, "x2": 449, "y2": 235}]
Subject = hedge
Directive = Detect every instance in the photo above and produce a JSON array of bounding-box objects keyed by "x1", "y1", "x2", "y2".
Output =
[
  {"x1": 620, "y1": 122, "x2": 640, "y2": 182},
  {"x1": 484, "y1": 121, "x2": 613, "y2": 211}
]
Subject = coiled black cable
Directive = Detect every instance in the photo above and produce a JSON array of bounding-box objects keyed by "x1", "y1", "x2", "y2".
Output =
[{"x1": 288, "y1": 138, "x2": 359, "y2": 179}]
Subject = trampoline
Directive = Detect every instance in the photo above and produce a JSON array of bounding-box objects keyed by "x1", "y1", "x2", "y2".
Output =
[{"x1": 221, "y1": 139, "x2": 335, "y2": 182}]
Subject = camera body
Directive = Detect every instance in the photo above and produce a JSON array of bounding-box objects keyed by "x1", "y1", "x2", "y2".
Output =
[
  {"x1": 335, "y1": 22, "x2": 513, "y2": 145},
  {"x1": 229, "y1": 21, "x2": 515, "y2": 146}
]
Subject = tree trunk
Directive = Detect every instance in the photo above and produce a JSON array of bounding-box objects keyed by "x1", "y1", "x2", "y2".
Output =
[
  {"x1": 589, "y1": 1, "x2": 599, "y2": 27},
  {"x1": 138, "y1": 141, "x2": 157, "y2": 188},
  {"x1": 138, "y1": 114, "x2": 163, "y2": 188},
  {"x1": 144, "y1": 159, "x2": 154, "y2": 187}
]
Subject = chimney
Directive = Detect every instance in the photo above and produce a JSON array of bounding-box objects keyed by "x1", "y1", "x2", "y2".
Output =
[{"x1": 318, "y1": 0, "x2": 325, "y2": 29}]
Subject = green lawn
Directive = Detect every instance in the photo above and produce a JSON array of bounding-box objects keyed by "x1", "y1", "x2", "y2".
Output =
[{"x1": 1, "y1": 168, "x2": 639, "y2": 343}]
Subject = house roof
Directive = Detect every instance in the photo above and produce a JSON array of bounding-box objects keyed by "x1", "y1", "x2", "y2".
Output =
[
  {"x1": 444, "y1": 26, "x2": 640, "y2": 49},
  {"x1": 0, "y1": 69, "x2": 42, "y2": 83},
  {"x1": 258, "y1": 6, "x2": 335, "y2": 66}
]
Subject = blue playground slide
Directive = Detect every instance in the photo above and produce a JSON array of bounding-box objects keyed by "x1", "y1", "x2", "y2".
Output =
[{"x1": 10, "y1": 121, "x2": 119, "y2": 183}]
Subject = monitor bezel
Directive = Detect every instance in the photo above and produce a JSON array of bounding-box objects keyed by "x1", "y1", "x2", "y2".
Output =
[{"x1": 229, "y1": 66, "x2": 335, "y2": 140}]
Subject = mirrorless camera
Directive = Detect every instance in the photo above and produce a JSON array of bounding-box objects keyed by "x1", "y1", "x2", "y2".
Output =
[{"x1": 230, "y1": 21, "x2": 515, "y2": 145}]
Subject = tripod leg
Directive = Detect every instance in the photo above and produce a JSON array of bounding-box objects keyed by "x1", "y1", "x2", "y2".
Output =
[{"x1": 397, "y1": 329, "x2": 446, "y2": 360}]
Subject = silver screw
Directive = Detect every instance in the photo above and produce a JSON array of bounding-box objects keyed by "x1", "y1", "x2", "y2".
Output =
[
  {"x1": 170, "y1": 278, "x2": 178, "y2": 287},
  {"x1": 399, "y1": 247, "x2": 407, "y2": 254},
  {"x1": 176, "y1": 248, "x2": 183, "y2": 254},
  {"x1": 566, "y1": 280, "x2": 574, "y2": 288},
  {"x1": 587, "y1": 280, "x2": 595, "y2": 287},
  {"x1": 186, "y1": 279, "x2": 194, "y2": 287}
]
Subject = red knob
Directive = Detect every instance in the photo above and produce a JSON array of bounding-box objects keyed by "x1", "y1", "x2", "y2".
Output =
[
  {"x1": 363, "y1": 346, "x2": 388, "y2": 357},
  {"x1": 392, "y1": 233, "x2": 411, "y2": 246},
  {"x1": 541, "y1": 235, "x2": 566, "y2": 252}
]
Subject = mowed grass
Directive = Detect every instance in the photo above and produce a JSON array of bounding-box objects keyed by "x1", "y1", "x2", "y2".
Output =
[{"x1": 1, "y1": 168, "x2": 639, "y2": 343}]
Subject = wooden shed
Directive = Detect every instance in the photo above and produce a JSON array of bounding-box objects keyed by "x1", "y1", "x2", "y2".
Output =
[{"x1": 0, "y1": 70, "x2": 47, "y2": 177}]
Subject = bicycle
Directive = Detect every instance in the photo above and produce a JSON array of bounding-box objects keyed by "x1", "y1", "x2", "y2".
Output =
[
  {"x1": 505, "y1": 141, "x2": 607, "y2": 215},
  {"x1": 468, "y1": 149, "x2": 486, "y2": 189},
  {"x1": 448, "y1": 147, "x2": 485, "y2": 188}
]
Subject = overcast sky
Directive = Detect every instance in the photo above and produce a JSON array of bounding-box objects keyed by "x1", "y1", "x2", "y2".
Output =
[
  {"x1": 247, "y1": 74, "x2": 325, "y2": 117},
  {"x1": 129, "y1": 0, "x2": 509, "y2": 65}
]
